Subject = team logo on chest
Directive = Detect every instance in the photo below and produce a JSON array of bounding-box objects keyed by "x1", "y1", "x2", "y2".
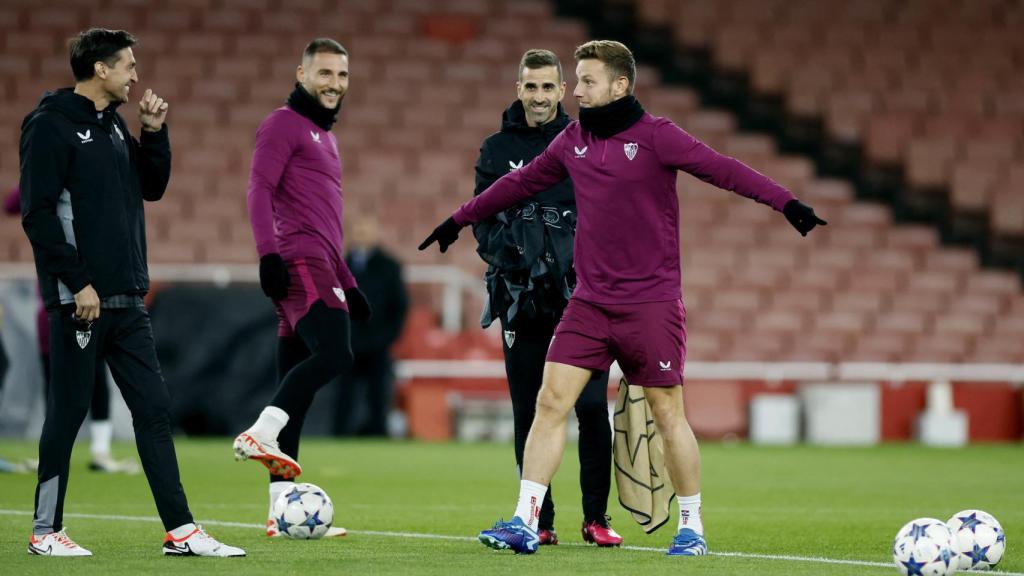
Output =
[
  {"x1": 310, "y1": 131, "x2": 321, "y2": 143},
  {"x1": 574, "y1": 145, "x2": 588, "y2": 158},
  {"x1": 76, "y1": 130, "x2": 92, "y2": 144},
  {"x1": 624, "y1": 142, "x2": 638, "y2": 161},
  {"x1": 509, "y1": 159, "x2": 523, "y2": 171}
]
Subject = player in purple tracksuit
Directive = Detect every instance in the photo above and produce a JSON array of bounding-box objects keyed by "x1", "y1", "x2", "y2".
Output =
[
  {"x1": 420, "y1": 41, "x2": 826, "y2": 556},
  {"x1": 233, "y1": 38, "x2": 370, "y2": 539}
]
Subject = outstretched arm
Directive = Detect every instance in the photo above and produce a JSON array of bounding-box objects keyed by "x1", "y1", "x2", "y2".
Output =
[{"x1": 419, "y1": 132, "x2": 570, "y2": 253}]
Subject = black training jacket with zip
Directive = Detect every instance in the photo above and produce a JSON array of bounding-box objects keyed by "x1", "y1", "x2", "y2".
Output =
[
  {"x1": 473, "y1": 100, "x2": 578, "y2": 328},
  {"x1": 19, "y1": 88, "x2": 170, "y2": 310}
]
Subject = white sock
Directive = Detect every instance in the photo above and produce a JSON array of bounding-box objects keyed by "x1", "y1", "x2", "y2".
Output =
[
  {"x1": 90, "y1": 420, "x2": 113, "y2": 459},
  {"x1": 250, "y1": 406, "x2": 289, "y2": 440},
  {"x1": 677, "y1": 493, "x2": 703, "y2": 535},
  {"x1": 269, "y1": 481, "x2": 294, "y2": 518},
  {"x1": 168, "y1": 523, "x2": 197, "y2": 539},
  {"x1": 513, "y1": 480, "x2": 547, "y2": 532}
]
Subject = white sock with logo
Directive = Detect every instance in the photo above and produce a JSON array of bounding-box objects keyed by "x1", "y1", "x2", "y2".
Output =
[
  {"x1": 513, "y1": 480, "x2": 547, "y2": 532},
  {"x1": 269, "y1": 481, "x2": 293, "y2": 518},
  {"x1": 168, "y1": 523, "x2": 198, "y2": 540},
  {"x1": 90, "y1": 420, "x2": 113, "y2": 459},
  {"x1": 677, "y1": 493, "x2": 703, "y2": 535},
  {"x1": 250, "y1": 406, "x2": 289, "y2": 440}
]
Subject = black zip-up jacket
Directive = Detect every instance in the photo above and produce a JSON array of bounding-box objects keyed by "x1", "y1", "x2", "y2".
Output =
[
  {"x1": 20, "y1": 88, "x2": 170, "y2": 310},
  {"x1": 473, "y1": 100, "x2": 577, "y2": 328}
]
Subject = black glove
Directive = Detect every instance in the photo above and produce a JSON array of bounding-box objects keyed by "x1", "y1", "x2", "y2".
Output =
[
  {"x1": 258, "y1": 253, "x2": 290, "y2": 300},
  {"x1": 345, "y1": 287, "x2": 372, "y2": 322},
  {"x1": 783, "y1": 199, "x2": 827, "y2": 236},
  {"x1": 418, "y1": 216, "x2": 463, "y2": 253}
]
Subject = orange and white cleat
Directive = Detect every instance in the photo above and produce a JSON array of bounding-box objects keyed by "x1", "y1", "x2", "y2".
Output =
[
  {"x1": 232, "y1": 431, "x2": 301, "y2": 479},
  {"x1": 162, "y1": 525, "x2": 245, "y2": 557},
  {"x1": 28, "y1": 529, "x2": 92, "y2": 556}
]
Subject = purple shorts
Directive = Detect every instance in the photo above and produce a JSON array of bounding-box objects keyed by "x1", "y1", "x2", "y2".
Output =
[
  {"x1": 274, "y1": 257, "x2": 349, "y2": 337},
  {"x1": 547, "y1": 298, "x2": 686, "y2": 387}
]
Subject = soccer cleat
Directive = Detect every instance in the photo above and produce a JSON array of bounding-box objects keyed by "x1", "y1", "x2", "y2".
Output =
[
  {"x1": 582, "y1": 516, "x2": 623, "y2": 547},
  {"x1": 162, "y1": 525, "x2": 245, "y2": 557},
  {"x1": 667, "y1": 527, "x2": 708, "y2": 556},
  {"x1": 28, "y1": 529, "x2": 92, "y2": 556},
  {"x1": 88, "y1": 454, "x2": 141, "y2": 474},
  {"x1": 267, "y1": 517, "x2": 346, "y2": 538},
  {"x1": 232, "y1": 431, "x2": 301, "y2": 479},
  {"x1": 478, "y1": 516, "x2": 539, "y2": 554},
  {"x1": 266, "y1": 518, "x2": 280, "y2": 537},
  {"x1": 538, "y1": 528, "x2": 559, "y2": 545}
]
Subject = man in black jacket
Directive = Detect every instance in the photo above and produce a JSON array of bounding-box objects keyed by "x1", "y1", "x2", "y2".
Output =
[
  {"x1": 336, "y1": 216, "x2": 408, "y2": 436},
  {"x1": 19, "y1": 28, "x2": 242, "y2": 557},
  {"x1": 473, "y1": 49, "x2": 620, "y2": 547}
]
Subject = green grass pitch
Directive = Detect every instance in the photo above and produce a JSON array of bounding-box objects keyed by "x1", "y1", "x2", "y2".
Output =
[{"x1": 0, "y1": 439, "x2": 1020, "y2": 575}]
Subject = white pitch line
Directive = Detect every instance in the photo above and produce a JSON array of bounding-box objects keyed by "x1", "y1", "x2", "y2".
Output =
[{"x1": 1, "y1": 509, "x2": 1020, "y2": 575}]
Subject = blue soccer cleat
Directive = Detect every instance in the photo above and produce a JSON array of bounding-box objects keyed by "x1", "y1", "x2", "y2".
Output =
[
  {"x1": 667, "y1": 528, "x2": 708, "y2": 556},
  {"x1": 478, "y1": 517, "x2": 539, "y2": 554}
]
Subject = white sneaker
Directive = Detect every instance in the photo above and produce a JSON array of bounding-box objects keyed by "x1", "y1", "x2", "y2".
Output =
[
  {"x1": 89, "y1": 453, "x2": 141, "y2": 474},
  {"x1": 162, "y1": 525, "x2": 245, "y2": 557},
  {"x1": 232, "y1": 431, "x2": 301, "y2": 479},
  {"x1": 325, "y1": 526, "x2": 348, "y2": 538},
  {"x1": 266, "y1": 517, "x2": 347, "y2": 538},
  {"x1": 28, "y1": 529, "x2": 93, "y2": 556}
]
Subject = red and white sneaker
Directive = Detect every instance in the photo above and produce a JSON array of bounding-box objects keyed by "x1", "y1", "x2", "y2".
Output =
[
  {"x1": 538, "y1": 528, "x2": 559, "y2": 545},
  {"x1": 28, "y1": 529, "x2": 92, "y2": 556},
  {"x1": 232, "y1": 431, "x2": 301, "y2": 479},
  {"x1": 267, "y1": 517, "x2": 347, "y2": 538},
  {"x1": 582, "y1": 516, "x2": 623, "y2": 547},
  {"x1": 162, "y1": 525, "x2": 245, "y2": 557}
]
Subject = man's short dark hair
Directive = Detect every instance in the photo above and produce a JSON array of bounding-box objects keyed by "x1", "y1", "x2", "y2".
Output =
[
  {"x1": 69, "y1": 28, "x2": 136, "y2": 82},
  {"x1": 574, "y1": 40, "x2": 636, "y2": 94},
  {"x1": 303, "y1": 38, "x2": 348, "y2": 62},
  {"x1": 518, "y1": 49, "x2": 562, "y2": 82}
]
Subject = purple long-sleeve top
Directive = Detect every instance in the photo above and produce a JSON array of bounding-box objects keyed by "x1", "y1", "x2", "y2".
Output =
[
  {"x1": 247, "y1": 106, "x2": 356, "y2": 289},
  {"x1": 453, "y1": 113, "x2": 795, "y2": 304}
]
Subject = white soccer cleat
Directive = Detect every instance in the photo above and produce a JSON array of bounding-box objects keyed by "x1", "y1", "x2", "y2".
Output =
[
  {"x1": 325, "y1": 526, "x2": 347, "y2": 538},
  {"x1": 162, "y1": 525, "x2": 245, "y2": 557},
  {"x1": 233, "y1": 431, "x2": 301, "y2": 479},
  {"x1": 28, "y1": 529, "x2": 93, "y2": 556},
  {"x1": 89, "y1": 453, "x2": 141, "y2": 474}
]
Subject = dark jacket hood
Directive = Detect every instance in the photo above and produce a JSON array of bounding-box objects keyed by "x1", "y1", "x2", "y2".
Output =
[
  {"x1": 30, "y1": 88, "x2": 122, "y2": 127},
  {"x1": 500, "y1": 100, "x2": 571, "y2": 136}
]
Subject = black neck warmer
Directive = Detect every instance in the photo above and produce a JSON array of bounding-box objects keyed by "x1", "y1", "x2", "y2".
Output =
[
  {"x1": 577, "y1": 94, "x2": 645, "y2": 138},
  {"x1": 286, "y1": 83, "x2": 340, "y2": 131}
]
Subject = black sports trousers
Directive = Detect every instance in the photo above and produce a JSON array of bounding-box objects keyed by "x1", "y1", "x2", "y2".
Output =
[
  {"x1": 33, "y1": 305, "x2": 192, "y2": 534},
  {"x1": 269, "y1": 300, "x2": 353, "y2": 482},
  {"x1": 42, "y1": 353, "x2": 110, "y2": 421},
  {"x1": 499, "y1": 314, "x2": 612, "y2": 529}
]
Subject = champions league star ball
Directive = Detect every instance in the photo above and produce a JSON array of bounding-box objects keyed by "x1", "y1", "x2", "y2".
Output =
[
  {"x1": 947, "y1": 509, "x2": 1006, "y2": 571},
  {"x1": 892, "y1": 518, "x2": 957, "y2": 576},
  {"x1": 272, "y1": 483, "x2": 335, "y2": 540}
]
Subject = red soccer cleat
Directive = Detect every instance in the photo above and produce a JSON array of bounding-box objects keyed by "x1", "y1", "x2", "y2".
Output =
[
  {"x1": 538, "y1": 528, "x2": 559, "y2": 546},
  {"x1": 582, "y1": 516, "x2": 623, "y2": 547}
]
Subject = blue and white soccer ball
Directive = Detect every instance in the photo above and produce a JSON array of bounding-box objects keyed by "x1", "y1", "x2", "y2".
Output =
[
  {"x1": 892, "y1": 517, "x2": 957, "y2": 576},
  {"x1": 947, "y1": 509, "x2": 1006, "y2": 571},
  {"x1": 272, "y1": 482, "x2": 335, "y2": 540}
]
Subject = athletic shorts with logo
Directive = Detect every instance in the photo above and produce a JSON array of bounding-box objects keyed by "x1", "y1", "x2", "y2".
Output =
[
  {"x1": 547, "y1": 297, "x2": 686, "y2": 387},
  {"x1": 275, "y1": 257, "x2": 350, "y2": 337}
]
